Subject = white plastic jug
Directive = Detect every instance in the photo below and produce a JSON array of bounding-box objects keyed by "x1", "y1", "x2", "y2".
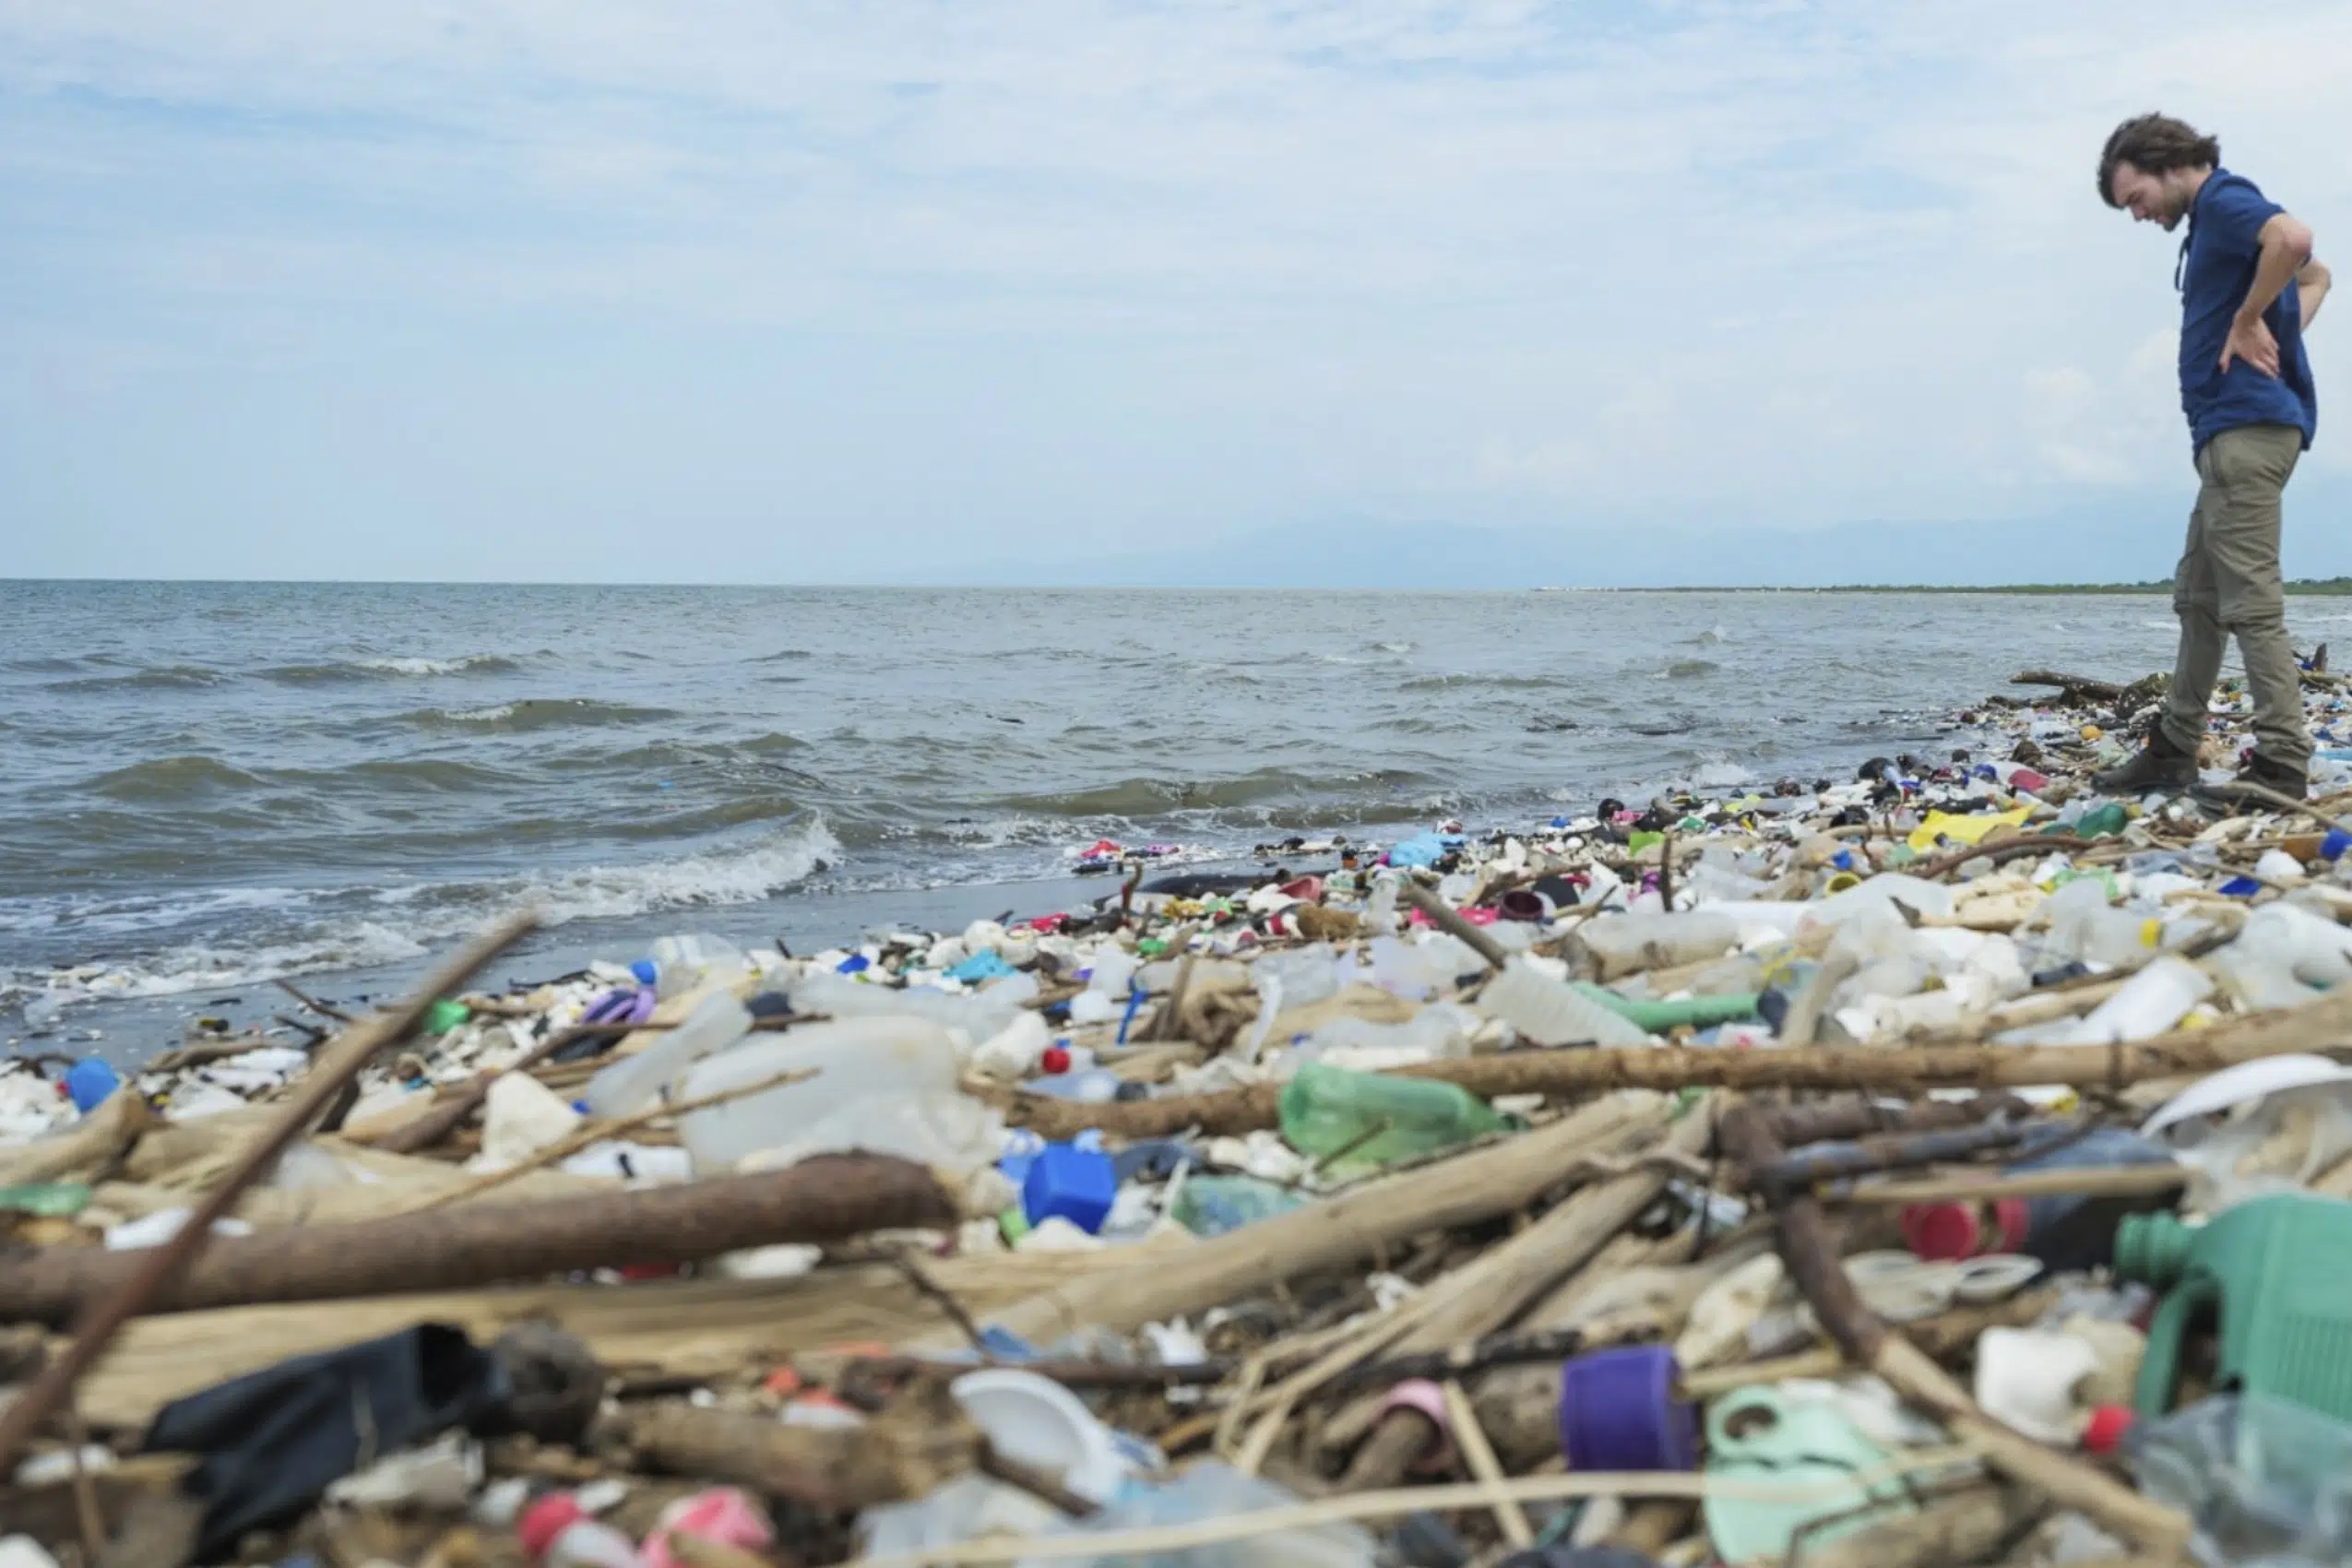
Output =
[
  {"x1": 673, "y1": 1016, "x2": 964, "y2": 1171},
  {"x1": 1574, "y1": 910, "x2": 1741, "y2": 980}
]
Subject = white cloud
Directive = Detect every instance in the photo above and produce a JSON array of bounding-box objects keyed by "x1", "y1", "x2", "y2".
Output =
[{"x1": 3, "y1": 0, "x2": 2349, "y2": 576}]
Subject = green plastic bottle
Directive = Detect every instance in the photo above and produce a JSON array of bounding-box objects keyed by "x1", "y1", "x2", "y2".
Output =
[
  {"x1": 1277, "y1": 1062, "x2": 1510, "y2": 1175},
  {"x1": 2115, "y1": 1193, "x2": 2352, "y2": 1424}
]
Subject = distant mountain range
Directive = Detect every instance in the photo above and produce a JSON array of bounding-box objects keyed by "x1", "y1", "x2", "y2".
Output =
[{"x1": 898, "y1": 477, "x2": 2352, "y2": 590}]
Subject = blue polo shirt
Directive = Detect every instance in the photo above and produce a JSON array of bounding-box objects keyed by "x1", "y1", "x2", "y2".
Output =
[{"x1": 2179, "y1": 169, "x2": 2317, "y2": 455}]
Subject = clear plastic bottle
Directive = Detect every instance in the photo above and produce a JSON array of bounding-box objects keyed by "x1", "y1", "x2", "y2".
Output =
[
  {"x1": 1476, "y1": 956, "x2": 1651, "y2": 1046},
  {"x1": 2129, "y1": 1394, "x2": 2352, "y2": 1566},
  {"x1": 646, "y1": 932, "x2": 749, "y2": 1000},
  {"x1": 578, "y1": 991, "x2": 753, "y2": 1119},
  {"x1": 1574, "y1": 910, "x2": 1740, "y2": 980},
  {"x1": 788, "y1": 969, "x2": 1037, "y2": 1041},
  {"x1": 1300, "y1": 1002, "x2": 1480, "y2": 1062}
]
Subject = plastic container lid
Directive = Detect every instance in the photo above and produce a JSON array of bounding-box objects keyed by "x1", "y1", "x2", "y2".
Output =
[
  {"x1": 518, "y1": 1492, "x2": 586, "y2": 1558},
  {"x1": 1557, "y1": 1345, "x2": 1696, "y2": 1472},
  {"x1": 2082, "y1": 1404, "x2": 2135, "y2": 1455}
]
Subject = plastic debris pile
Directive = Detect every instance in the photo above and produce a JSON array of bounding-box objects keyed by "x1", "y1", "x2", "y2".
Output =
[{"x1": 10, "y1": 667, "x2": 2352, "y2": 1565}]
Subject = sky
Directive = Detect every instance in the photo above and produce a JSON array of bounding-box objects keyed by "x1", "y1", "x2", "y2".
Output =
[{"x1": 5, "y1": 2, "x2": 2351, "y2": 586}]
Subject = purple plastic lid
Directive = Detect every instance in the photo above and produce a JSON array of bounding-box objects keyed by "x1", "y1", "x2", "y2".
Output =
[{"x1": 1558, "y1": 1345, "x2": 1696, "y2": 1472}]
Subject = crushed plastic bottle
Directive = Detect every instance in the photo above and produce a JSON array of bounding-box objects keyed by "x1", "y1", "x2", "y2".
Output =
[
  {"x1": 1171, "y1": 1173, "x2": 1311, "y2": 1237},
  {"x1": 2130, "y1": 1394, "x2": 2352, "y2": 1567},
  {"x1": 673, "y1": 1016, "x2": 992, "y2": 1176}
]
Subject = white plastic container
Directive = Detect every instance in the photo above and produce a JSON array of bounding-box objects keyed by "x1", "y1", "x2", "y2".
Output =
[
  {"x1": 673, "y1": 1016, "x2": 961, "y2": 1171},
  {"x1": 1804, "y1": 872, "x2": 1956, "y2": 929},
  {"x1": 578, "y1": 992, "x2": 753, "y2": 1120},
  {"x1": 1475, "y1": 956, "x2": 1650, "y2": 1047},
  {"x1": 788, "y1": 970, "x2": 1037, "y2": 1043},
  {"x1": 646, "y1": 932, "x2": 750, "y2": 1000},
  {"x1": 2070, "y1": 955, "x2": 2213, "y2": 1043}
]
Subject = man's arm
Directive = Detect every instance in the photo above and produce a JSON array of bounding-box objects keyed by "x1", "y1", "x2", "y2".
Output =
[
  {"x1": 2301, "y1": 258, "x2": 2333, "y2": 330},
  {"x1": 2223, "y1": 212, "x2": 2318, "y2": 376}
]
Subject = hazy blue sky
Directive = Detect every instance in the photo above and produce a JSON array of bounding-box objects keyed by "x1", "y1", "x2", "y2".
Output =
[{"x1": 5, "y1": 3, "x2": 2349, "y2": 584}]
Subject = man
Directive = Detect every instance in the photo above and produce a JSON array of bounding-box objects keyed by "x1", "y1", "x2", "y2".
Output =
[{"x1": 2092, "y1": 113, "x2": 2331, "y2": 800}]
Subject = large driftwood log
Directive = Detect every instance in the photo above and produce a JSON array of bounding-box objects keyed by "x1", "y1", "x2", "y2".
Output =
[
  {"x1": 1007, "y1": 986, "x2": 2352, "y2": 1139},
  {"x1": 0, "y1": 1154, "x2": 956, "y2": 1326}
]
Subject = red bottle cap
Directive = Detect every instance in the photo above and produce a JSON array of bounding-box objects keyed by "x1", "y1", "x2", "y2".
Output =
[
  {"x1": 1902, "y1": 1201, "x2": 1982, "y2": 1261},
  {"x1": 2081, "y1": 1404, "x2": 2135, "y2": 1455},
  {"x1": 518, "y1": 1492, "x2": 586, "y2": 1559},
  {"x1": 1039, "y1": 1045, "x2": 1071, "y2": 1075}
]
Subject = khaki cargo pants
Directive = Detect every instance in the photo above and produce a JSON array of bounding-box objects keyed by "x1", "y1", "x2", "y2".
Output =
[{"x1": 2157, "y1": 422, "x2": 2310, "y2": 771}]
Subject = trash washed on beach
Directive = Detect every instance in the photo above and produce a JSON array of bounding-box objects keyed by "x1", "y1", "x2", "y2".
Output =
[{"x1": 13, "y1": 663, "x2": 2352, "y2": 1565}]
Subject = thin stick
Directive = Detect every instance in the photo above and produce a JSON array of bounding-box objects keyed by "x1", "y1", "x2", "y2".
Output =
[
  {"x1": 854, "y1": 1449, "x2": 1984, "y2": 1568},
  {"x1": 406, "y1": 1063, "x2": 814, "y2": 1213},
  {"x1": 1834, "y1": 1165, "x2": 2188, "y2": 1206},
  {"x1": 1397, "y1": 880, "x2": 1509, "y2": 970},
  {"x1": 65, "y1": 1400, "x2": 105, "y2": 1562},
  {"x1": 0, "y1": 912, "x2": 539, "y2": 1474},
  {"x1": 272, "y1": 976, "x2": 357, "y2": 1024},
  {"x1": 1441, "y1": 1376, "x2": 1535, "y2": 1548},
  {"x1": 887, "y1": 1251, "x2": 994, "y2": 1358}
]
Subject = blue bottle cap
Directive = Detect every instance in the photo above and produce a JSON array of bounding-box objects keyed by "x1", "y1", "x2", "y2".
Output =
[{"x1": 629, "y1": 959, "x2": 659, "y2": 987}]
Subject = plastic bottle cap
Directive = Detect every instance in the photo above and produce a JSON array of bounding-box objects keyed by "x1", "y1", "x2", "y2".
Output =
[
  {"x1": 1039, "y1": 1045, "x2": 1071, "y2": 1075},
  {"x1": 629, "y1": 959, "x2": 659, "y2": 987},
  {"x1": 2081, "y1": 1404, "x2": 2135, "y2": 1455},
  {"x1": 1902, "y1": 1201, "x2": 1982, "y2": 1262},
  {"x1": 518, "y1": 1492, "x2": 587, "y2": 1559},
  {"x1": 1557, "y1": 1345, "x2": 1697, "y2": 1471}
]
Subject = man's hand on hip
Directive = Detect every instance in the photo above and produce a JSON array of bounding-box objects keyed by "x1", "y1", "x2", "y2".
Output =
[{"x1": 2222, "y1": 314, "x2": 2282, "y2": 378}]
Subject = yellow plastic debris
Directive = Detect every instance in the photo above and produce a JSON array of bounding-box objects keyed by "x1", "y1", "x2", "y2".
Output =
[{"x1": 1906, "y1": 806, "x2": 2034, "y2": 854}]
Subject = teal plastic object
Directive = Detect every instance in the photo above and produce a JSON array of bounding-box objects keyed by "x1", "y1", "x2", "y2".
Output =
[
  {"x1": 2115, "y1": 1193, "x2": 2352, "y2": 1424},
  {"x1": 1277, "y1": 1062, "x2": 1510, "y2": 1175},
  {"x1": 1572, "y1": 984, "x2": 1762, "y2": 1031},
  {"x1": 1701, "y1": 1387, "x2": 1915, "y2": 1562}
]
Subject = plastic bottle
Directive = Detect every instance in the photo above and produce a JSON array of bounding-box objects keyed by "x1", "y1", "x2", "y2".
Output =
[
  {"x1": 1803, "y1": 872, "x2": 1955, "y2": 928},
  {"x1": 672, "y1": 1016, "x2": 964, "y2": 1171},
  {"x1": 644, "y1": 932, "x2": 749, "y2": 1000},
  {"x1": 518, "y1": 1492, "x2": 638, "y2": 1566},
  {"x1": 2116, "y1": 1193, "x2": 2352, "y2": 1424},
  {"x1": 1299, "y1": 1002, "x2": 1479, "y2": 1062},
  {"x1": 2034, "y1": 878, "x2": 2162, "y2": 969},
  {"x1": 1904, "y1": 1125, "x2": 2180, "y2": 1273},
  {"x1": 1172, "y1": 1173, "x2": 1311, "y2": 1236},
  {"x1": 1574, "y1": 911, "x2": 1740, "y2": 980},
  {"x1": 2127, "y1": 1393, "x2": 2352, "y2": 1566},
  {"x1": 1277, "y1": 1062, "x2": 1510, "y2": 1174},
  {"x1": 788, "y1": 969, "x2": 1037, "y2": 1041},
  {"x1": 579, "y1": 991, "x2": 753, "y2": 1119},
  {"x1": 1476, "y1": 956, "x2": 1651, "y2": 1047},
  {"x1": 1574, "y1": 984, "x2": 1762, "y2": 1032},
  {"x1": 2067, "y1": 955, "x2": 2214, "y2": 1043}
]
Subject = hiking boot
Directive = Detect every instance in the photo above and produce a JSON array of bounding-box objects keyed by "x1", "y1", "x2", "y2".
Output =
[
  {"x1": 2092, "y1": 730, "x2": 2196, "y2": 795},
  {"x1": 2236, "y1": 753, "x2": 2310, "y2": 801}
]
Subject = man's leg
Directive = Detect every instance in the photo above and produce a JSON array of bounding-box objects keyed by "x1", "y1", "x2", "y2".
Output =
[
  {"x1": 2203, "y1": 424, "x2": 2309, "y2": 774},
  {"x1": 2158, "y1": 460, "x2": 2223, "y2": 757}
]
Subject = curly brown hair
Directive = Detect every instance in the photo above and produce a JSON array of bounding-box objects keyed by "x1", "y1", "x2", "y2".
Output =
[{"x1": 2098, "y1": 113, "x2": 2221, "y2": 207}]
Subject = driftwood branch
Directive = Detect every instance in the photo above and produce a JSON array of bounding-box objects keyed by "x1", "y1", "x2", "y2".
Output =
[
  {"x1": 0, "y1": 1154, "x2": 956, "y2": 1326},
  {"x1": 1007, "y1": 987, "x2": 2352, "y2": 1139}
]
